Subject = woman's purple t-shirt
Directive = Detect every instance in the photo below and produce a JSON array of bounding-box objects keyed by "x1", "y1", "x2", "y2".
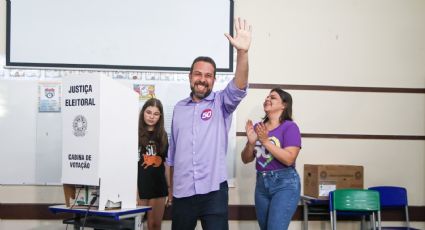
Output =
[{"x1": 255, "y1": 120, "x2": 301, "y2": 171}]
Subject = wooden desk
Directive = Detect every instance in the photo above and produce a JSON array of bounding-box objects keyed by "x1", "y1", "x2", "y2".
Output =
[{"x1": 49, "y1": 205, "x2": 151, "y2": 230}]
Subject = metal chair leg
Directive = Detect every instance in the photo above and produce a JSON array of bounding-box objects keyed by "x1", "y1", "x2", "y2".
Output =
[
  {"x1": 330, "y1": 211, "x2": 337, "y2": 230},
  {"x1": 405, "y1": 205, "x2": 410, "y2": 228},
  {"x1": 302, "y1": 199, "x2": 308, "y2": 230},
  {"x1": 360, "y1": 215, "x2": 366, "y2": 230},
  {"x1": 329, "y1": 211, "x2": 333, "y2": 230}
]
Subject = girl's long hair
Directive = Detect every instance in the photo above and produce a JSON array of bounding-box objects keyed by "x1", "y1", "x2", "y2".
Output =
[{"x1": 138, "y1": 98, "x2": 168, "y2": 156}]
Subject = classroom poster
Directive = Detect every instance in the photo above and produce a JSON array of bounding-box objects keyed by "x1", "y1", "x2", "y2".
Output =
[
  {"x1": 38, "y1": 82, "x2": 61, "y2": 112},
  {"x1": 133, "y1": 84, "x2": 156, "y2": 101}
]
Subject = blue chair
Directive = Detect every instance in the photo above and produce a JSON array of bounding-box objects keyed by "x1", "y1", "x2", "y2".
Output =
[
  {"x1": 329, "y1": 189, "x2": 381, "y2": 230},
  {"x1": 369, "y1": 186, "x2": 420, "y2": 230}
]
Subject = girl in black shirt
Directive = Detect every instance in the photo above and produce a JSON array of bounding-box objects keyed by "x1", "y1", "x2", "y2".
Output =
[{"x1": 137, "y1": 98, "x2": 170, "y2": 230}]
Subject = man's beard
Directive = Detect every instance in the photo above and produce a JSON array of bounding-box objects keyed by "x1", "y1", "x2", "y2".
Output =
[{"x1": 191, "y1": 81, "x2": 212, "y2": 100}]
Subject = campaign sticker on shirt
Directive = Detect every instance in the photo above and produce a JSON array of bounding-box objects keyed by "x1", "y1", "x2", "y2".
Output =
[{"x1": 201, "y1": 109, "x2": 212, "y2": 120}]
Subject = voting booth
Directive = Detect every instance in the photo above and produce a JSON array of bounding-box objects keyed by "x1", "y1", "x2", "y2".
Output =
[{"x1": 61, "y1": 74, "x2": 139, "y2": 210}]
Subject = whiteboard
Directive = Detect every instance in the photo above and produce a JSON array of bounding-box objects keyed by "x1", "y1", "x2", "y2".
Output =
[
  {"x1": 6, "y1": 0, "x2": 234, "y2": 71},
  {"x1": 35, "y1": 112, "x2": 62, "y2": 184},
  {"x1": 0, "y1": 79, "x2": 62, "y2": 184}
]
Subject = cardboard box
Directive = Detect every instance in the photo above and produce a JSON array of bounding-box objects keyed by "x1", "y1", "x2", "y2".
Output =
[
  {"x1": 63, "y1": 184, "x2": 99, "y2": 208},
  {"x1": 63, "y1": 184, "x2": 75, "y2": 207},
  {"x1": 303, "y1": 164, "x2": 363, "y2": 199},
  {"x1": 73, "y1": 185, "x2": 99, "y2": 207}
]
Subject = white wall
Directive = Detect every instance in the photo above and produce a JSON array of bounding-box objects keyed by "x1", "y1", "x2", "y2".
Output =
[
  {"x1": 1, "y1": 0, "x2": 425, "y2": 229},
  {"x1": 237, "y1": 0, "x2": 425, "y2": 87}
]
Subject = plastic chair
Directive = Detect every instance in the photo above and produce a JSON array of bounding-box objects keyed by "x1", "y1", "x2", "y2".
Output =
[
  {"x1": 329, "y1": 189, "x2": 382, "y2": 230},
  {"x1": 369, "y1": 186, "x2": 420, "y2": 230}
]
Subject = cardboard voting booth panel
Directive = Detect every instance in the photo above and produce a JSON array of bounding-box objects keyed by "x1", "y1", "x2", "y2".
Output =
[{"x1": 62, "y1": 74, "x2": 138, "y2": 210}]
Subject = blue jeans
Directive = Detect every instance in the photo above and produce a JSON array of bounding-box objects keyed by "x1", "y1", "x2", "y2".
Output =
[
  {"x1": 171, "y1": 181, "x2": 228, "y2": 230},
  {"x1": 255, "y1": 167, "x2": 301, "y2": 230}
]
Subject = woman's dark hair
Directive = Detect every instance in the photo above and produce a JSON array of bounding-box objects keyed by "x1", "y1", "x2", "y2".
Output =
[
  {"x1": 262, "y1": 88, "x2": 293, "y2": 123},
  {"x1": 138, "y1": 98, "x2": 168, "y2": 156}
]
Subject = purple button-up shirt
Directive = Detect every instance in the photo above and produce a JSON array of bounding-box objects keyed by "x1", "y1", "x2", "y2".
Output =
[{"x1": 166, "y1": 79, "x2": 247, "y2": 198}]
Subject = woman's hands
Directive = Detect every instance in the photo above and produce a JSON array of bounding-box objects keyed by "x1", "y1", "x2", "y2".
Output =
[
  {"x1": 241, "y1": 120, "x2": 257, "y2": 164},
  {"x1": 245, "y1": 119, "x2": 258, "y2": 145},
  {"x1": 245, "y1": 120, "x2": 270, "y2": 145},
  {"x1": 254, "y1": 122, "x2": 269, "y2": 144}
]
